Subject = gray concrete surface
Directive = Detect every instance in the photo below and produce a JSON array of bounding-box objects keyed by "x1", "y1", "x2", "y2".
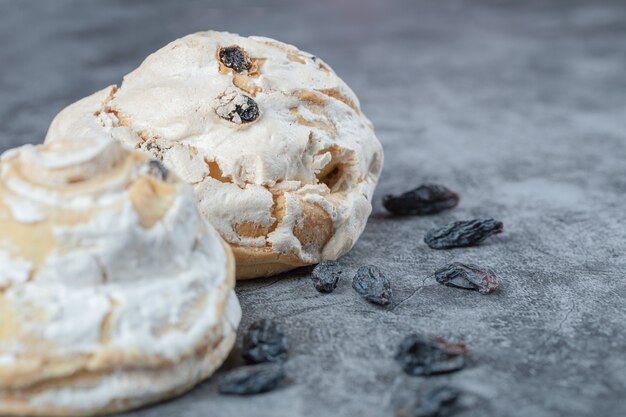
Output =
[{"x1": 1, "y1": 0, "x2": 625, "y2": 416}]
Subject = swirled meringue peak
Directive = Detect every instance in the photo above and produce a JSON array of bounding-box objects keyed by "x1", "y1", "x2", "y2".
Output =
[{"x1": 0, "y1": 138, "x2": 240, "y2": 416}]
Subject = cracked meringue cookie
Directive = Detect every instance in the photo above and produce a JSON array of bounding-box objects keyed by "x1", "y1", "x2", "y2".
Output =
[
  {"x1": 45, "y1": 31, "x2": 384, "y2": 279},
  {"x1": 0, "y1": 138, "x2": 240, "y2": 416}
]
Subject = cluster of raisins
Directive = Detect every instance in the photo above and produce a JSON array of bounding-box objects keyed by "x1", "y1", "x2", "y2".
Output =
[
  {"x1": 311, "y1": 261, "x2": 393, "y2": 306},
  {"x1": 383, "y1": 184, "x2": 503, "y2": 293},
  {"x1": 381, "y1": 183, "x2": 506, "y2": 413},
  {"x1": 217, "y1": 319, "x2": 288, "y2": 396},
  {"x1": 302, "y1": 185, "x2": 502, "y2": 394},
  {"x1": 214, "y1": 45, "x2": 260, "y2": 124}
]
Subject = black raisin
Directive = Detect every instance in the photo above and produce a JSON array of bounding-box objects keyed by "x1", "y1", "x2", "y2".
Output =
[
  {"x1": 215, "y1": 92, "x2": 260, "y2": 124},
  {"x1": 311, "y1": 261, "x2": 342, "y2": 293},
  {"x1": 242, "y1": 319, "x2": 288, "y2": 364},
  {"x1": 218, "y1": 46, "x2": 250, "y2": 72},
  {"x1": 435, "y1": 262, "x2": 499, "y2": 294},
  {"x1": 352, "y1": 265, "x2": 392, "y2": 306},
  {"x1": 424, "y1": 219, "x2": 503, "y2": 249},
  {"x1": 237, "y1": 96, "x2": 259, "y2": 122},
  {"x1": 397, "y1": 386, "x2": 461, "y2": 417},
  {"x1": 395, "y1": 334, "x2": 467, "y2": 376},
  {"x1": 383, "y1": 184, "x2": 459, "y2": 215},
  {"x1": 218, "y1": 363, "x2": 285, "y2": 395},
  {"x1": 147, "y1": 160, "x2": 168, "y2": 181}
]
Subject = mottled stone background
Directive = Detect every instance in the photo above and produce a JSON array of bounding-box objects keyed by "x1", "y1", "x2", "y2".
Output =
[{"x1": 1, "y1": 0, "x2": 625, "y2": 416}]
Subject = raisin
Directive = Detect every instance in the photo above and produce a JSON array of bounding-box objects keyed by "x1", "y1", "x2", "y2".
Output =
[
  {"x1": 397, "y1": 386, "x2": 461, "y2": 417},
  {"x1": 395, "y1": 334, "x2": 467, "y2": 376},
  {"x1": 218, "y1": 46, "x2": 250, "y2": 72},
  {"x1": 311, "y1": 261, "x2": 342, "y2": 293},
  {"x1": 242, "y1": 319, "x2": 288, "y2": 364},
  {"x1": 352, "y1": 265, "x2": 392, "y2": 306},
  {"x1": 383, "y1": 184, "x2": 459, "y2": 215},
  {"x1": 215, "y1": 91, "x2": 260, "y2": 124},
  {"x1": 237, "y1": 96, "x2": 259, "y2": 122},
  {"x1": 424, "y1": 219, "x2": 503, "y2": 249},
  {"x1": 435, "y1": 263, "x2": 499, "y2": 294},
  {"x1": 218, "y1": 363, "x2": 285, "y2": 395},
  {"x1": 146, "y1": 160, "x2": 168, "y2": 181}
]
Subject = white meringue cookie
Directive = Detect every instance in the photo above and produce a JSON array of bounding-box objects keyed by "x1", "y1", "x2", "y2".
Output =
[
  {"x1": 0, "y1": 138, "x2": 240, "y2": 416},
  {"x1": 46, "y1": 31, "x2": 384, "y2": 279}
]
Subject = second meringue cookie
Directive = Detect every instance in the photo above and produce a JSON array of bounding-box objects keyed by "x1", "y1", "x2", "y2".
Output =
[
  {"x1": 0, "y1": 138, "x2": 240, "y2": 416},
  {"x1": 45, "y1": 31, "x2": 384, "y2": 279}
]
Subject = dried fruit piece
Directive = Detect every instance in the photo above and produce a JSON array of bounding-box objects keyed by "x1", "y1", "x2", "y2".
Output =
[
  {"x1": 237, "y1": 96, "x2": 259, "y2": 122},
  {"x1": 243, "y1": 319, "x2": 288, "y2": 364},
  {"x1": 424, "y1": 219, "x2": 503, "y2": 249},
  {"x1": 218, "y1": 45, "x2": 251, "y2": 72},
  {"x1": 395, "y1": 334, "x2": 467, "y2": 376},
  {"x1": 435, "y1": 263, "x2": 499, "y2": 294},
  {"x1": 215, "y1": 90, "x2": 260, "y2": 124},
  {"x1": 397, "y1": 386, "x2": 461, "y2": 417},
  {"x1": 218, "y1": 363, "x2": 285, "y2": 395},
  {"x1": 311, "y1": 261, "x2": 342, "y2": 293},
  {"x1": 352, "y1": 265, "x2": 392, "y2": 306},
  {"x1": 146, "y1": 160, "x2": 168, "y2": 181},
  {"x1": 383, "y1": 184, "x2": 459, "y2": 215}
]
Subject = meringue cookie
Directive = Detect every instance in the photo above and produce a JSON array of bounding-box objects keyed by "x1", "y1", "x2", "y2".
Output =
[
  {"x1": 46, "y1": 31, "x2": 384, "y2": 279},
  {"x1": 0, "y1": 138, "x2": 240, "y2": 416}
]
